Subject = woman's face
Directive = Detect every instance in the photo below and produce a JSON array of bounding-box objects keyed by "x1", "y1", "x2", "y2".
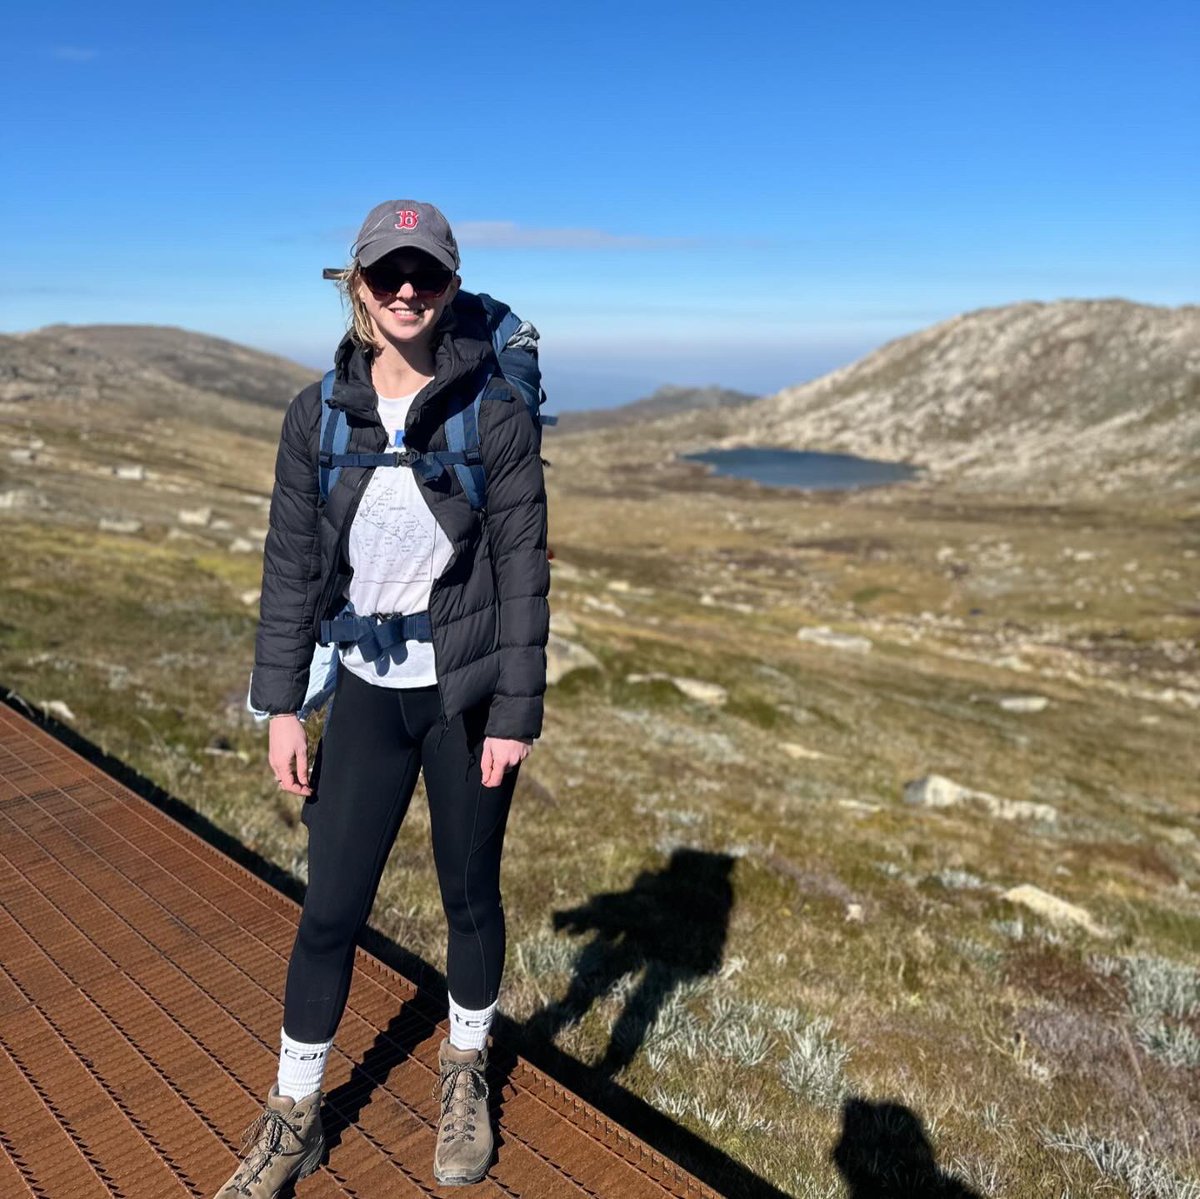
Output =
[{"x1": 356, "y1": 249, "x2": 459, "y2": 350}]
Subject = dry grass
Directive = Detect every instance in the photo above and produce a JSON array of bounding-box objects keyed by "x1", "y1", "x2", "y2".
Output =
[{"x1": 2, "y1": 404, "x2": 1199, "y2": 1197}]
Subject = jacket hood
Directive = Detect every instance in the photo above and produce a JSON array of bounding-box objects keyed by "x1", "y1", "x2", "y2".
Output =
[{"x1": 329, "y1": 295, "x2": 496, "y2": 424}]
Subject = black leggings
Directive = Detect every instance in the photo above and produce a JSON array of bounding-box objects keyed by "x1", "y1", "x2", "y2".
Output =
[{"x1": 283, "y1": 668, "x2": 517, "y2": 1043}]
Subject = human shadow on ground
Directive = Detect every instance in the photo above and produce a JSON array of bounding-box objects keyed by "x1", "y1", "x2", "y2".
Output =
[
  {"x1": 832, "y1": 1097, "x2": 982, "y2": 1199},
  {"x1": 321, "y1": 1000, "x2": 438, "y2": 1151},
  {"x1": 523, "y1": 848, "x2": 735, "y2": 1077}
]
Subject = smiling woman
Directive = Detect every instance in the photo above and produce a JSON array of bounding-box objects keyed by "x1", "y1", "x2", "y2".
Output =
[{"x1": 222, "y1": 199, "x2": 550, "y2": 1197}]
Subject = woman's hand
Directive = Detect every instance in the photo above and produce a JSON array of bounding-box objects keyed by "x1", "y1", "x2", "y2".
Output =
[
  {"x1": 480, "y1": 736, "x2": 531, "y2": 788},
  {"x1": 268, "y1": 714, "x2": 312, "y2": 796}
]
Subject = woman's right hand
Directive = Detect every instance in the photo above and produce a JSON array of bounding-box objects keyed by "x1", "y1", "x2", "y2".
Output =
[{"x1": 268, "y1": 714, "x2": 312, "y2": 796}]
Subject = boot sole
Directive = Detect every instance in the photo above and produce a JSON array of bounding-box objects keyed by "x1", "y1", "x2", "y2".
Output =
[{"x1": 433, "y1": 1156, "x2": 491, "y2": 1187}]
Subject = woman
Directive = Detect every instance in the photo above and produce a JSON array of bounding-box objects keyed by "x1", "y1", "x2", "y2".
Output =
[{"x1": 219, "y1": 199, "x2": 549, "y2": 1196}]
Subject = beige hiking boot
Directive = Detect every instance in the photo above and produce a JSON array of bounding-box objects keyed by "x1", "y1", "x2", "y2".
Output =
[
  {"x1": 213, "y1": 1085, "x2": 325, "y2": 1197},
  {"x1": 433, "y1": 1039, "x2": 493, "y2": 1186}
]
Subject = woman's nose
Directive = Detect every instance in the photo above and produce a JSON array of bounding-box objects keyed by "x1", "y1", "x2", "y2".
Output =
[{"x1": 397, "y1": 281, "x2": 417, "y2": 300}]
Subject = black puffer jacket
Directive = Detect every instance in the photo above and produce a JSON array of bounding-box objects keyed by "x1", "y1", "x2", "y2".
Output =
[{"x1": 250, "y1": 297, "x2": 549, "y2": 740}]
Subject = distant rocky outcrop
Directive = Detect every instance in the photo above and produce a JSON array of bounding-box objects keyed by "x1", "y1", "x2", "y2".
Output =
[
  {"x1": 550, "y1": 384, "x2": 760, "y2": 434},
  {"x1": 0, "y1": 325, "x2": 316, "y2": 429},
  {"x1": 743, "y1": 301, "x2": 1199, "y2": 489},
  {"x1": 633, "y1": 300, "x2": 1200, "y2": 494}
]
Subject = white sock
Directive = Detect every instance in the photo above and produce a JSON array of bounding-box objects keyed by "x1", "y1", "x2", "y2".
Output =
[
  {"x1": 448, "y1": 996, "x2": 496, "y2": 1052},
  {"x1": 277, "y1": 1027, "x2": 332, "y2": 1101}
]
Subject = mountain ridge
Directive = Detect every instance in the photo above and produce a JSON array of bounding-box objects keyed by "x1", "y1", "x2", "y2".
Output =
[{"x1": 668, "y1": 298, "x2": 1200, "y2": 492}]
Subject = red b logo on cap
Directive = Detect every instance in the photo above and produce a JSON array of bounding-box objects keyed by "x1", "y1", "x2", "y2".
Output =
[{"x1": 394, "y1": 209, "x2": 420, "y2": 230}]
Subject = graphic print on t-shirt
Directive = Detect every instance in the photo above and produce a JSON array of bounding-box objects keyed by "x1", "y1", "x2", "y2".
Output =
[{"x1": 351, "y1": 484, "x2": 436, "y2": 584}]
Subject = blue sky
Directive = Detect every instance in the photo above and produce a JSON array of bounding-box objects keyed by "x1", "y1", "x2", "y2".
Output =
[{"x1": 1, "y1": 1, "x2": 1196, "y2": 410}]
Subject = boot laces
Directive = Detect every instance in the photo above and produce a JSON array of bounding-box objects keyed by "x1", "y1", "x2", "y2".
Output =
[
  {"x1": 436, "y1": 1060, "x2": 489, "y2": 1144},
  {"x1": 235, "y1": 1106, "x2": 299, "y2": 1189}
]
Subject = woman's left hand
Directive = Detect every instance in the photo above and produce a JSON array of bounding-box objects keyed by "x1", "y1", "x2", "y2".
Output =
[{"x1": 480, "y1": 736, "x2": 532, "y2": 788}]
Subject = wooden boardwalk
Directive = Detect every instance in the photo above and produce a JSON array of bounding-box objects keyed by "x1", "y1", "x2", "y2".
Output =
[{"x1": 0, "y1": 703, "x2": 720, "y2": 1198}]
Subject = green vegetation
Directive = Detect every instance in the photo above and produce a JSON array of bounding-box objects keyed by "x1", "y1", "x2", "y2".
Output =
[{"x1": 3, "y1": 382, "x2": 1199, "y2": 1197}]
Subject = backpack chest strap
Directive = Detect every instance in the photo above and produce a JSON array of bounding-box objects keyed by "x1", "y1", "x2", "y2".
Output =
[{"x1": 318, "y1": 446, "x2": 482, "y2": 483}]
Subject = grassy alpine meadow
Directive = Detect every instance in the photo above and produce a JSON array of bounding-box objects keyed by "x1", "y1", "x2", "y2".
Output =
[{"x1": 2, "y1": 409, "x2": 1198, "y2": 1198}]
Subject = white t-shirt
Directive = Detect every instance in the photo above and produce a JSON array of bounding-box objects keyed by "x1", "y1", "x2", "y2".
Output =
[{"x1": 339, "y1": 392, "x2": 455, "y2": 688}]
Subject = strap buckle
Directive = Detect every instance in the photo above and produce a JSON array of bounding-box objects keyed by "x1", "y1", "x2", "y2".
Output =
[{"x1": 392, "y1": 448, "x2": 420, "y2": 468}]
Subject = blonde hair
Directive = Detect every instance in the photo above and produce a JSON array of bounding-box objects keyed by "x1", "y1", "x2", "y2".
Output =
[{"x1": 330, "y1": 262, "x2": 382, "y2": 352}]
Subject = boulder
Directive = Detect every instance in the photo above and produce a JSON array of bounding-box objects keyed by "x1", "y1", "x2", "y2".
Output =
[
  {"x1": 549, "y1": 610, "x2": 579, "y2": 636},
  {"x1": 0, "y1": 489, "x2": 48, "y2": 511},
  {"x1": 99, "y1": 518, "x2": 142, "y2": 535},
  {"x1": 998, "y1": 695, "x2": 1050, "y2": 713},
  {"x1": 782, "y1": 742, "x2": 830, "y2": 760},
  {"x1": 1003, "y1": 884, "x2": 1112, "y2": 938},
  {"x1": 112, "y1": 464, "x2": 146, "y2": 481},
  {"x1": 904, "y1": 773, "x2": 1058, "y2": 823},
  {"x1": 546, "y1": 633, "x2": 601, "y2": 685},
  {"x1": 626, "y1": 673, "x2": 727, "y2": 705},
  {"x1": 178, "y1": 506, "x2": 213, "y2": 527},
  {"x1": 797, "y1": 626, "x2": 872, "y2": 653}
]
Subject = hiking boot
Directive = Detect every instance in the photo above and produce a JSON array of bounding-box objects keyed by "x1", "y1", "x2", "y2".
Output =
[
  {"x1": 433, "y1": 1039, "x2": 493, "y2": 1186},
  {"x1": 213, "y1": 1085, "x2": 325, "y2": 1197}
]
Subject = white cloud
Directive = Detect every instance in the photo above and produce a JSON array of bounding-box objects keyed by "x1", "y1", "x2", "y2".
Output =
[
  {"x1": 50, "y1": 46, "x2": 98, "y2": 62},
  {"x1": 454, "y1": 221, "x2": 701, "y2": 251}
]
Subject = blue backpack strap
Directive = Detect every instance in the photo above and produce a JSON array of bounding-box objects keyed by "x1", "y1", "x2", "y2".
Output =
[
  {"x1": 318, "y1": 370, "x2": 349, "y2": 501},
  {"x1": 445, "y1": 368, "x2": 490, "y2": 510}
]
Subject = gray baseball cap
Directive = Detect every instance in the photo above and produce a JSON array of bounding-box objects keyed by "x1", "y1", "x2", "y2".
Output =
[{"x1": 351, "y1": 199, "x2": 460, "y2": 272}]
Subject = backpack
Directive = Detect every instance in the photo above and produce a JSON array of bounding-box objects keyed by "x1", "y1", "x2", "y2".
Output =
[{"x1": 317, "y1": 292, "x2": 553, "y2": 508}]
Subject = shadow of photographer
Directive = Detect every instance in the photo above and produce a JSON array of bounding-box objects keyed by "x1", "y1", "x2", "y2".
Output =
[
  {"x1": 524, "y1": 848, "x2": 735, "y2": 1077},
  {"x1": 832, "y1": 1097, "x2": 982, "y2": 1199}
]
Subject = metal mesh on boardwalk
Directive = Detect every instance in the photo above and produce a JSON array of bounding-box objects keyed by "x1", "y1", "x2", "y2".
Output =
[{"x1": 0, "y1": 704, "x2": 719, "y2": 1198}]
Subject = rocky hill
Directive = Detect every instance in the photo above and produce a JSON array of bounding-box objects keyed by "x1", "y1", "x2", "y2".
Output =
[
  {"x1": 551, "y1": 384, "x2": 760, "y2": 433},
  {"x1": 1, "y1": 324, "x2": 316, "y2": 428},
  {"x1": 640, "y1": 300, "x2": 1200, "y2": 495},
  {"x1": 0, "y1": 325, "x2": 318, "y2": 532}
]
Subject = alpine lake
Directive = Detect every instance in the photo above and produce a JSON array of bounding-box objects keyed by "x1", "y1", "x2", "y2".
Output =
[{"x1": 682, "y1": 446, "x2": 921, "y2": 491}]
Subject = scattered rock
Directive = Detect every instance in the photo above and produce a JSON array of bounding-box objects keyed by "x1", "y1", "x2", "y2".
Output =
[
  {"x1": 549, "y1": 610, "x2": 579, "y2": 636},
  {"x1": 781, "y1": 742, "x2": 830, "y2": 760},
  {"x1": 993, "y1": 654, "x2": 1031, "y2": 672},
  {"x1": 112, "y1": 464, "x2": 146, "y2": 481},
  {"x1": 845, "y1": 902, "x2": 864, "y2": 923},
  {"x1": 998, "y1": 695, "x2": 1050, "y2": 713},
  {"x1": 227, "y1": 537, "x2": 256, "y2": 554},
  {"x1": 99, "y1": 517, "x2": 143, "y2": 535},
  {"x1": 607, "y1": 579, "x2": 632, "y2": 592},
  {"x1": 549, "y1": 559, "x2": 583, "y2": 581},
  {"x1": 8, "y1": 448, "x2": 37, "y2": 464},
  {"x1": 211, "y1": 518, "x2": 234, "y2": 532},
  {"x1": 1002, "y1": 884, "x2": 1112, "y2": 938},
  {"x1": 546, "y1": 633, "x2": 601, "y2": 685},
  {"x1": 837, "y1": 799, "x2": 882, "y2": 814},
  {"x1": 797, "y1": 626, "x2": 872, "y2": 653},
  {"x1": 582, "y1": 595, "x2": 625, "y2": 617},
  {"x1": 626, "y1": 673, "x2": 727, "y2": 705},
  {"x1": 41, "y1": 700, "x2": 76, "y2": 723},
  {"x1": 240, "y1": 589, "x2": 261, "y2": 607},
  {"x1": 904, "y1": 773, "x2": 1058, "y2": 823},
  {"x1": 0, "y1": 489, "x2": 49, "y2": 511},
  {"x1": 178, "y1": 506, "x2": 213, "y2": 527}
]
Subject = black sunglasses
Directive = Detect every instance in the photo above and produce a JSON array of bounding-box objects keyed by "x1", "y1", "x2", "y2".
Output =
[{"x1": 360, "y1": 259, "x2": 453, "y2": 299}]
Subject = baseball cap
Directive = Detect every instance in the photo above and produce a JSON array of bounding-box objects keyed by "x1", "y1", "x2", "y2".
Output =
[{"x1": 351, "y1": 200, "x2": 460, "y2": 273}]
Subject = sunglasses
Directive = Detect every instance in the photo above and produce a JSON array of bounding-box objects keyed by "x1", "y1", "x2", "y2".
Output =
[{"x1": 360, "y1": 259, "x2": 453, "y2": 299}]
